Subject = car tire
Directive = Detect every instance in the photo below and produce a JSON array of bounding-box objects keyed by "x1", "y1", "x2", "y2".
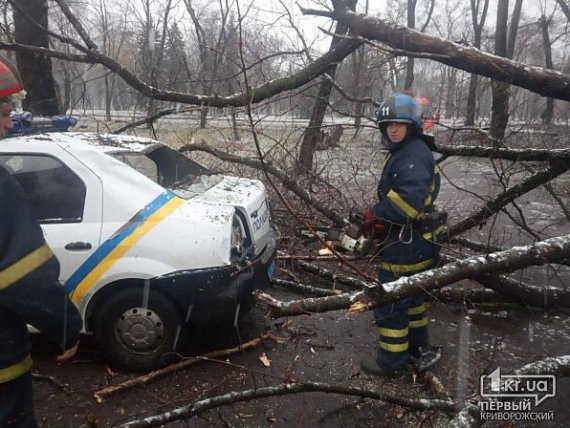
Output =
[{"x1": 92, "y1": 288, "x2": 184, "y2": 371}]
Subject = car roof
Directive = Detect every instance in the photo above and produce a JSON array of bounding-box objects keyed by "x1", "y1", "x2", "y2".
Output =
[{"x1": 2, "y1": 132, "x2": 162, "y2": 155}]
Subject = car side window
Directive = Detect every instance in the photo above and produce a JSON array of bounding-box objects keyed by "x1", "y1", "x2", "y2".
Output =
[{"x1": 0, "y1": 154, "x2": 86, "y2": 223}]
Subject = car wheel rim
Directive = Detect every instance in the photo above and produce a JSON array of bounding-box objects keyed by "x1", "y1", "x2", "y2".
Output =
[{"x1": 116, "y1": 307, "x2": 165, "y2": 351}]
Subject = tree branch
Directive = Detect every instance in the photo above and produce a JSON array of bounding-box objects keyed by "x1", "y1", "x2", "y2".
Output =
[
  {"x1": 436, "y1": 145, "x2": 570, "y2": 163},
  {"x1": 116, "y1": 380, "x2": 457, "y2": 427},
  {"x1": 94, "y1": 334, "x2": 273, "y2": 401},
  {"x1": 179, "y1": 141, "x2": 346, "y2": 226},
  {"x1": 448, "y1": 161, "x2": 569, "y2": 237},
  {"x1": 301, "y1": 7, "x2": 570, "y2": 101}
]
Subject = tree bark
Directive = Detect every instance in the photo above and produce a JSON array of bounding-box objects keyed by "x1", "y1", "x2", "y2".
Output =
[
  {"x1": 540, "y1": 15, "x2": 554, "y2": 125},
  {"x1": 12, "y1": 0, "x2": 60, "y2": 115},
  {"x1": 490, "y1": 0, "x2": 510, "y2": 143}
]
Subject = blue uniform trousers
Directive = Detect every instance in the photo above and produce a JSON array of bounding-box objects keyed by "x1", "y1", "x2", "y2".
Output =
[
  {"x1": 373, "y1": 270, "x2": 429, "y2": 371},
  {"x1": 0, "y1": 371, "x2": 36, "y2": 428}
]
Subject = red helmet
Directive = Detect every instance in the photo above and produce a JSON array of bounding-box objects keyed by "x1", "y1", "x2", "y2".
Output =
[{"x1": 0, "y1": 54, "x2": 24, "y2": 101}]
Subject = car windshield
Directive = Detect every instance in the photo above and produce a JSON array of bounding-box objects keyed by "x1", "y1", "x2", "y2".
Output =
[{"x1": 111, "y1": 145, "x2": 212, "y2": 188}]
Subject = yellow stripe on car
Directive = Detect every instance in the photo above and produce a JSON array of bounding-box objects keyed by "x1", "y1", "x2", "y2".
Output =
[{"x1": 70, "y1": 197, "x2": 185, "y2": 303}]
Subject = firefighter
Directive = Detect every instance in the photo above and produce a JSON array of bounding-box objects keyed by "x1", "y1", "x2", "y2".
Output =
[
  {"x1": 0, "y1": 54, "x2": 82, "y2": 427},
  {"x1": 360, "y1": 93, "x2": 444, "y2": 377}
]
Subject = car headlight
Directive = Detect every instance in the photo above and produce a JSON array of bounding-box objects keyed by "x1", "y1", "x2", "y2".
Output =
[{"x1": 231, "y1": 214, "x2": 247, "y2": 260}]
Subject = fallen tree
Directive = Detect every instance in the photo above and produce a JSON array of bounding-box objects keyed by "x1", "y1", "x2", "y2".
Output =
[
  {"x1": 301, "y1": 0, "x2": 570, "y2": 101},
  {"x1": 256, "y1": 234, "x2": 570, "y2": 318}
]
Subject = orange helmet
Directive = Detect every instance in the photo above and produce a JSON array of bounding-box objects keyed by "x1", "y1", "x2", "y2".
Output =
[{"x1": 0, "y1": 54, "x2": 25, "y2": 101}]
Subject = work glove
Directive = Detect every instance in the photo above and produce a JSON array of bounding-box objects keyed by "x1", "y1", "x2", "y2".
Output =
[{"x1": 361, "y1": 207, "x2": 384, "y2": 238}]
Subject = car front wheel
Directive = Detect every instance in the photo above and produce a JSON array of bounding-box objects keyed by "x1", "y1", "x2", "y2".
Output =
[{"x1": 92, "y1": 288, "x2": 184, "y2": 371}]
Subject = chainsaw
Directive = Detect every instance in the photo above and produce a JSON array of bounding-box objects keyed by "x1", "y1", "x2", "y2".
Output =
[{"x1": 295, "y1": 219, "x2": 377, "y2": 256}]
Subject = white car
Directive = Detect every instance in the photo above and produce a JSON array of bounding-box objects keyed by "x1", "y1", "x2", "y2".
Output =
[{"x1": 0, "y1": 132, "x2": 276, "y2": 370}]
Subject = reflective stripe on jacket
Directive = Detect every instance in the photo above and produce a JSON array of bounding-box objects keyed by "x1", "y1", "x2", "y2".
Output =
[{"x1": 0, "y1": 166, "x2": 82, "y2": 382}]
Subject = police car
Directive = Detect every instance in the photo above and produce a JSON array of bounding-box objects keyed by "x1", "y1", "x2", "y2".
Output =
[{"x1": 0, "y1": 132, "x2": 276, "y2": 370}]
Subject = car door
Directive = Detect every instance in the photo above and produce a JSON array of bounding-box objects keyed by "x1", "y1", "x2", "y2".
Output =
[{"x1": 0, "y1": 147, "x2": 103, "y2": 283}]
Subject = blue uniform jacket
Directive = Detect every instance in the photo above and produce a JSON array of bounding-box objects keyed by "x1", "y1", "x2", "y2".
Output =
[
  {"x1": 373, "y1": 135, "x2": 441, "y2": 270},
  {"x1": 0, "y1": 166, "x2": 82, "y2": 383}
]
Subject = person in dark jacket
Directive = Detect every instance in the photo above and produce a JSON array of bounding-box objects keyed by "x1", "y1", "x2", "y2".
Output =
[
  {"x1": 360, "y1": 93, "x2": 444, "y2": 377},
  {"x1": 0, "y1": 54, "x2": 82, "y2": 428}
]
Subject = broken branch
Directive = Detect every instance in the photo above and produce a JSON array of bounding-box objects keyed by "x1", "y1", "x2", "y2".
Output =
[
  {"x1": 94, "y1": 334, "x2": 272, "y2": 401},
  {"x1": 115, "y1": 379, "x2": 457, "y2": 427}
]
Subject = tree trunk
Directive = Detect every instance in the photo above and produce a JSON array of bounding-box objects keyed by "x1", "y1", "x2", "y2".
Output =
[
  {"x1": 104, "y1": 74, "x2": 112, "y2": 121},
  {"x1": 13, "y1": 0, "x2": 60, "y2": 115},
  {"x1": 200, "y1": 106, "x2": 208, "y2": 129},
  {"x1": 465, "y1": 75, "x2": 478, "y2": 126},
  {"x1": 404, "y1": 0, "x2": 416, "y2": 90},
  {"x1": 540, "y1": 15, "x2": 554, "y2": 125},
  {"x1": 445, "y1": 67, "x2": 457, "y2": 118},
  {"x1": 465, "y1": 0, "x2": 489, "y2": 126},
  {"x1": 297, "y1": 0, "x2": 357, "y2": 174},
  {"x1": 351, "y1": 46, "x2": 364, "y2": 137},
  {"x1": 61, "y1": 64, "x2": 71, "y2": 114},
  {"x1": 490, "y1": 0, "x2": 510, "y2": 143},
  {"x1": 231, "y1": 106, "x2": 239, "y2": 141}
]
